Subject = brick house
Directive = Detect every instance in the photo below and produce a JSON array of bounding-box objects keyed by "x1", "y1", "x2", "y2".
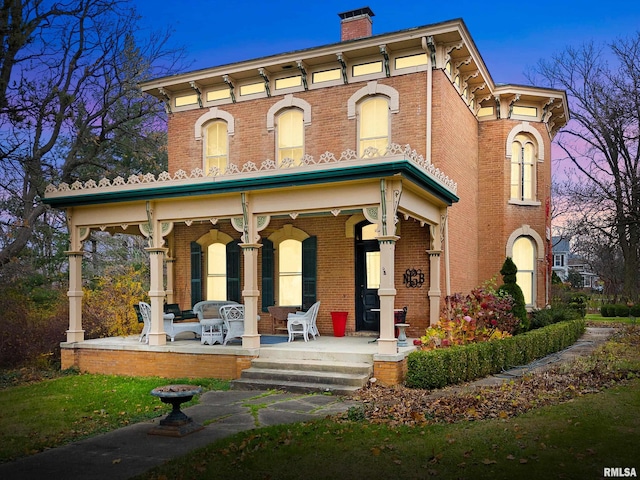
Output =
[{"x1": 44, "y1": 8, "x2": 568, "y2": 383}]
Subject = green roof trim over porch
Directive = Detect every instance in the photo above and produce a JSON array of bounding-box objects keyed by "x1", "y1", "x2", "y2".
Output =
[{"x1": 44, "y1": 146, "x2": 459, "y2": 208}]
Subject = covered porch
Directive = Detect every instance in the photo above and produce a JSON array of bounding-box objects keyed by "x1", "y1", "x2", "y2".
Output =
[{"x1": 45, "y1": 145, "x2": 458, "y2": 385}]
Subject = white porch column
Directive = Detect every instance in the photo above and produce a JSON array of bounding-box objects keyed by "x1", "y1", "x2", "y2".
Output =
[
  {"x1": 146, "y1": 247, "x2": 168, "y2": 346},
  {"x1": 65, "y1": 251, "x2": 85, "y2": 342},
  {"x1": 427, "y1": 250, "x2": 441, "y2": 326},
  {"x1": 241, "y1": 243, "x2": 261, "y2": 349},
  {"x1": 377, "y1": 236, "x2": 399, "y2": 354}
]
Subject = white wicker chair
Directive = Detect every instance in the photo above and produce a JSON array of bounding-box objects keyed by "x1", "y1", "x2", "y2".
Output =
[
  {"x1": 287, "y1": 301, "x2": 321, "y2": 342},
  {"x1": 219, "y1": 304, "x2": 245, "y2": 345}
]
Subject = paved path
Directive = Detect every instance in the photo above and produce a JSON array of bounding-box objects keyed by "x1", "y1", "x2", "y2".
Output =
[{"x1": 0, "y1": 326, "x2": 615, "y2": 480}]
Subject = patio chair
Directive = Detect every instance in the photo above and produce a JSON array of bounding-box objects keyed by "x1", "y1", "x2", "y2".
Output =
[
  {"x1": 137, "y1": 302, "x2": 151, "y2": 343},
  {"x1": 219, "y1": 304, "x2": 245, "y2": 345},
  {"x1": 287, "y1": 301, "x2": 321, "y2": 342}
]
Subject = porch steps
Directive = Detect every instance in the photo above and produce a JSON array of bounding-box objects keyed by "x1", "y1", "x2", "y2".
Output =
[{"x1": 230, "y1": 358, "x2": 373, "y2": 395}]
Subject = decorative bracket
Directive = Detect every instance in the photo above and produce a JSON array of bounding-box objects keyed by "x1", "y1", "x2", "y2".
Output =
[
  {"x1": 258, "y1": 68, "x2": 271, "y2": 97},
  {"x1": 379, "y1": 45, "x2": 390, "y2": 77},
  {"x1": 425, "y1": 36, "x2": 436, "y2": 68},
  {"x1": 189, "y1": 81, "x2": 203, "y2": 108},
  {"x1": 158, "y1": 88, "x2": 172, "y2": 114},
  {"x1": 337, "y1": 53, "x2": 348, "y2": 84},
  {"x1": 222, "y1": 75, "x2": 236, "y2": 103},
  {"x1": 297, "y1": 60, "x2": 309, "y2": 90}
]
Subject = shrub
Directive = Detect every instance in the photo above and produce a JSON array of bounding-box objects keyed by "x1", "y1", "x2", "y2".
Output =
[
  {"x1": 530, "y1": 305, "x2": 581, "y2": 330},
  {"x1": 498, "y1": 257, "x2": 528, "y2": 330},
  {"x1": 568, "y1": 295, "x2": 587, "y2": 318},
  {"x1": 406, "y1": 319, "x2": 586, "y2": 389},
  {"x1": 614, "y1": 304, "x2": 630, "y2": 317},
  {"x1": 630, "y1": 304, "x2": 640, "y2": 318},
  {"x1": 601, "y1": 304, "x2": 615, "y2": 317}
]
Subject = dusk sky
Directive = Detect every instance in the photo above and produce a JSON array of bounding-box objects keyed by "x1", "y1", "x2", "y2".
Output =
[{"x1": 134, "y1": 0, "x2": 640, "y2": 86}]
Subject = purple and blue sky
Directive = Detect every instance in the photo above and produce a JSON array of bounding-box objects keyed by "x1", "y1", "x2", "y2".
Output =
[{"x1": 135, "y1": 0, "x2": 640, "y2": 85}]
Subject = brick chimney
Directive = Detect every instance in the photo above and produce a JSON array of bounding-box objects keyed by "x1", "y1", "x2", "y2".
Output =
[{"x1": 339, "y1": 7, "x2": 375, "y2": 41}]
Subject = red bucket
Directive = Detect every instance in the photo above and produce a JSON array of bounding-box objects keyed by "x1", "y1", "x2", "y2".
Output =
[{"x1": 330, "y1": 311, "x2": 348, "y2": 337}]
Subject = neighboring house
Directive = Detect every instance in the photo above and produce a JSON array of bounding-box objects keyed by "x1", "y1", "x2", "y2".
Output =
[
  {"x1": 43, "y1": 8, "x2": 568, "y2": 384},
  {"x1": 552, "y1": 236, "x2": 571, "y2": 281},
  {"x1": 552, "y1": 236, "x2": 600, "y2": 290}
]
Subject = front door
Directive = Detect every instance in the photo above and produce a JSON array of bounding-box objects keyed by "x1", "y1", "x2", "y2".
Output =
[{"x1": 355, "y1": 221, "x2": 380, "y2": 331}]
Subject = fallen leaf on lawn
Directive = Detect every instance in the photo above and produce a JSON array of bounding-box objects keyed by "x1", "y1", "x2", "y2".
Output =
[
  {"x1": 371, "y1": 447, "x2": 381, "y2": 456},
  {"x1": 519, "y1": 458, "x2": 528, "y2": 464},
  {"x1": 482, "y1": 458, "x2": 497, "y2": 465},
  {"x1": 112, "y1": 458, "x2": 121, "y2": 464},
  {"x1": 506, "y1": 454, "x2": 515, "y2": 460}
]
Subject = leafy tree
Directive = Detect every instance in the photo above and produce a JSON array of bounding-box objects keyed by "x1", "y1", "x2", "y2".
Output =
[
  {"x1": 498, "y1": 257, "x2": 528, "y2": 330},
  {"x1": 567, "y1": 269, "x2": 584, "y2": 290},
  {"x1": 529, "y1": 34, "x2": 640, "y2": 300},
  {"x1": 0, "y1": 0, "x2": 182, "y2": 280}
]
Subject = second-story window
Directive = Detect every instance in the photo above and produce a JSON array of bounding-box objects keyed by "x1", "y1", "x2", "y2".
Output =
[
  {"x1": 277, "y1": 109, "x2": 304, "y2": 164},
  {"x1": 204, "y1": 120, "x2": 228, "y2": 173},
  {"x1": 358, "y1": 97, "x2": 389, "y2": 156},
  {"x1": 510, "y1": 133, "x2": 536, "y2": 201}
]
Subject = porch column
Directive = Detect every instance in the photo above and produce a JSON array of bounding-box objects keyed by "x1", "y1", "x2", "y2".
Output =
[
  {"x1": 146, "y1": 247, "x2": 168, "y2": 346},
  {"x1": 165, "y1": 256, "x2": 175, "y2": 304},
  {"x1": 427, "y1": 250, "x2": 441, "y2": 326},
  {"x1": 377, "y1": 236, "x2": 399, "y2": 355},
  {"x1": 241, "y1": 243, "x2": 261, "y2": 349},
  {"x1": 65, "y1": 251, "x2": 85, "y2": 342}
]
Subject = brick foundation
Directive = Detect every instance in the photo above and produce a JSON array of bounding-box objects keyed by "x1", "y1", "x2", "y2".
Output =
[{"x1": 61, "y1": 346, "x2": 256, "y2": 380}]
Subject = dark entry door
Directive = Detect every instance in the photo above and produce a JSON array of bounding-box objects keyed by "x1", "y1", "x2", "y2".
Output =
[{"x1": 355, "y1": 221, "x2": 380, "y2": 331}]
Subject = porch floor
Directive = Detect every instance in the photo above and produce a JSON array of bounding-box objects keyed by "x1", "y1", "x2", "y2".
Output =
[{"x1": 63, "y1": 332, "x2": 419, "y2": 364}]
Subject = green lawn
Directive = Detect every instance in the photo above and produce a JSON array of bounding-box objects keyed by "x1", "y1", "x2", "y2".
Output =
[
  {"x1": 135, "y1": 379, "x2": 640, "y2": 480},
  {"x1": 0, "y1": 373, "x2": 229, "y2": 463},
  {"x1": 586, "y1": 313, "x2": 636, "y2": 324}
]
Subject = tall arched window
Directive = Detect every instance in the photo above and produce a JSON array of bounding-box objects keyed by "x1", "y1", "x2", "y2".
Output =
[
  {"x1": 206, "y1": 243, "x2": 226, "y2": 300},
  {"x1": 358, "y1": 97, "x2": 389, "y2": 156},
  {"x1": 204, "y1": 120, "x2": 228, "y2": 173},
  {"x1": 278, "y1": 239, "x2": 302, "y2": 306},
  {"x1": 510, "y1": 134, "x2": 536, "y2": 201},
  {"x1": 276, "y1": 109, "x2": 304, "y2": 164},
  {"x1": 512, "y1": 236, "x2": 536, "y2": 306}
]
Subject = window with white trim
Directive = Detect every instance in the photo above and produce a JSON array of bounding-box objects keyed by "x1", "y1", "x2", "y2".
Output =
[
  {"x1": 513, "y1": 236, "x2": 536, "y2": 306},
  {"x1": 276, "y1": 109, "x2": 304, "y2": 164},
  {"x1": 510, "y1": 133, "x2": 537, "y2": 201},
  {"x1": 204, "y1": 120, "x2": 228, "y2": 173},
  {"x1": 206, "y1": 243, "x2": 227, "y2": 300},
  {"x1": 358, "y1": 97, "x2": 389, "y2": 156}
]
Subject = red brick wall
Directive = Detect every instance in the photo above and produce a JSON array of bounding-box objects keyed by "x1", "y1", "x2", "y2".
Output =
[
  {"x1": 170, "y1": 215, "x2": 432, "y2": 338},
  {"x1": 167, "y1": 74, "x2": 427, "y2": 175},
  {"x1": 62, "y1": 347, "x2": 255, "y2": 379},
  {"x1": 430, "y1": 71, "x2": 480, "y2": 295},
  {"x1": 341, "y1": 17, "x2": 373, "y2": 41},
  {"x1": 478, "y1": 120, "x2": 552, "y2": 306}
]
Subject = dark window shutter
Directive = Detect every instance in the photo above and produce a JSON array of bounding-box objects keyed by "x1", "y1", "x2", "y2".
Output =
[
  {"x1": 261, "y1": 238, "x2": 274, "y2": 312},
  {"x1": 190, "y1": 241, "x2": 203, "y2": 306},
  {"x1": 226, "y1": 240, "x2": 241, "y2": 303},
  {"x1": 302, "y1": 236, "x2": 317, "y2": 310}
]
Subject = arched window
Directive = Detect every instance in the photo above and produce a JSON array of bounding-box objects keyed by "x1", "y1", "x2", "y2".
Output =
[
  {"x1": 278, "y1": 239, "x2": 302, "y2": 306},
  {"x1": 512, "y1": 236, "x2": 536, "y2": 306},
  {"x1": 510, "y1": 134, "x2": 536, "y2": 201},
  {"x1": 359, "y1": 97, "x2": 389, "y2": 156},
  {"x1": 262, "y1": 226, "x2": 317, "y2": 311},
  {"x1": 276, "y1": 109, "x2": 304, "y2": 164},
  {"x1": 204, "y1": 120, "x2": 228, "y2": 173},
  {"x1": 191, "y1": 231, "x2": 240, "y2": 306},
  {"x1": 206, "y1": 243, "x2": 227, "y2": 300}
]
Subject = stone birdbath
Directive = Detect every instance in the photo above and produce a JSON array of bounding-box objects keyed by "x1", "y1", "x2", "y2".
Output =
[{"x1": 148, "y1": 384, "x2": 203, "y2": 437}]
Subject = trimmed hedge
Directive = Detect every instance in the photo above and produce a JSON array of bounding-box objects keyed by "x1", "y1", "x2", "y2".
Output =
[{"x1": 406, "y1": 319, "x2": 586, "y2": 389}]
